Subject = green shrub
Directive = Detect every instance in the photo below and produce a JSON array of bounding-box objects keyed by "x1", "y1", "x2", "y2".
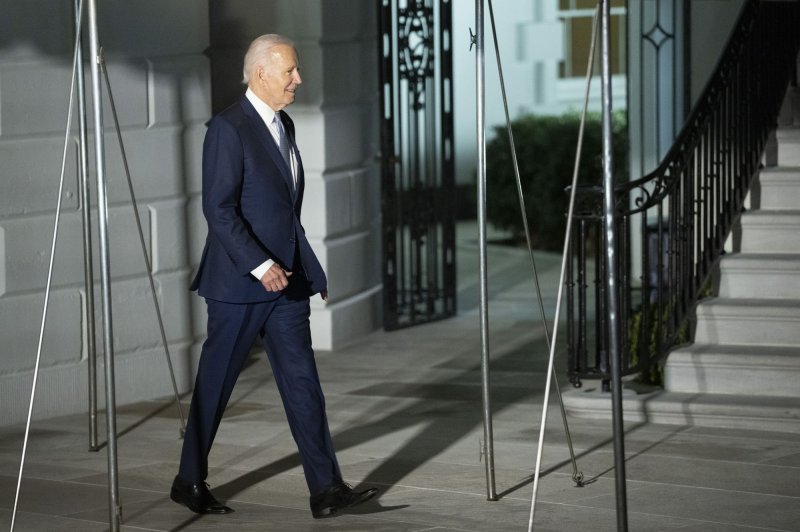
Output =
[{"x1": 485, "y1": 111, "x2": 628, "y2": 251}]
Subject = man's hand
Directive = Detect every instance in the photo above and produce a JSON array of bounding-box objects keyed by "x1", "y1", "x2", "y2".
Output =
[
  {"x1": 321, "y1": 290, "x2": 328, "y2": 302},
  {"x1": 260, "y1": 264, "x2": 293, "y2": 292}
]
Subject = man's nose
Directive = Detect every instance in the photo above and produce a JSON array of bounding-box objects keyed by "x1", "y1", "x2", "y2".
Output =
[{"x1": 294, "y1": 71, "x2": 302, "y2": 85}]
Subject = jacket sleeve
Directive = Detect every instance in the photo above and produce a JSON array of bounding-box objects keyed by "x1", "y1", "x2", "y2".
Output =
[{"x1": 201, "y1": 115, "x2": 270, "y2": 276}]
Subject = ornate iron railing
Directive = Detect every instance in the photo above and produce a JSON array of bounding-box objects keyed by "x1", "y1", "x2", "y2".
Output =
[
  {"x1": 380, "y1": 0, "x2": 456, "y2": 330},
  {"x1": 566, "y1": 0, "x2": 800, "y2": 387}
]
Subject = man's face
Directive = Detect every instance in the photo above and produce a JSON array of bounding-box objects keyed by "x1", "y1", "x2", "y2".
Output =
[{"x1": 255, "y1": 44, "x2": 302, "y2": 111}]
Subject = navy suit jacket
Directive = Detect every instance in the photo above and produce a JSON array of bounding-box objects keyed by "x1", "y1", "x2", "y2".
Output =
[{"x1": 190, "y1": 95, "x2": 327, "y2": 303}]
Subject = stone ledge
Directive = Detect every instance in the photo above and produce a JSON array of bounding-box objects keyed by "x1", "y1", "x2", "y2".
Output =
[
  {"x1": 0, "y1": 342, "x2": 194, "y2": 426},
  {"x1": 665, "y1": 344, "x2": 800, "y2": 396},
  {"x1": 562, "y1": 385, "x2": 800, "y2": 434}
]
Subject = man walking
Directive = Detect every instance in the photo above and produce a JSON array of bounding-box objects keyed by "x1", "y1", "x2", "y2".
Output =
[{"x1": 170, "y1": 33, "x2": 378, "y2": 519}]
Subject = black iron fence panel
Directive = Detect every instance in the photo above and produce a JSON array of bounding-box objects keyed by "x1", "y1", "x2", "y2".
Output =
[
  {"x1": 567, "y1": 0, "x2": 800, "y2": 387},
  {"x1": 380, "y1": 0, "x2": 456, "y2": 330}
]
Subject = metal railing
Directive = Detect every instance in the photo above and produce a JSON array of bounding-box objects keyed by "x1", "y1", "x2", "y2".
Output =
[{"x1": 566, "y1": 0, "x2": 800, "y2": 387}]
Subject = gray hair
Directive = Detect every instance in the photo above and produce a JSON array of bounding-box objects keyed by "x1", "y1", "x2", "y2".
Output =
[{"x1": 242, "y1": 34, "x2": 295, "y2": 84}]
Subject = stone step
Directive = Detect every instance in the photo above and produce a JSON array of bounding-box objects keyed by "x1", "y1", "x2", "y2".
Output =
[
  {"x1": 776, "y1": 127, "x2": 800, "y2": 166},
  {"x1": 563, "y1": 83, "x2": 800, "y2": 436},
  {"x1": 718, "y1": 253, "x2": 800, "y2": 299},
  {"x1": 693, "y1": 298, "x2": 800, "y2": 346},
  {"x1": 757, "y1": 167, "x2": 800, "y2": 210},
  {"x1": 664, "y1": 344, "x2": 800, "y2": 396},
  {"x1": 562, "y1": 386, "x2": 800, "y2": 434},
  {"x1": 737, "y1": 210, "x2": 800, "y2": 253}
]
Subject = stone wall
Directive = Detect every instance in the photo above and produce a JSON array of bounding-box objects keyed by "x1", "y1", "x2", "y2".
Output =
[
  {"x1": 0, "y1": 0, "x2": 383, "y2": 425},
  {"x1": 0, "y1": 0, "x2": 210, "y2": 424},
  {"x1": 207, "y1": 0, "x2": 383, "y2": 351}
]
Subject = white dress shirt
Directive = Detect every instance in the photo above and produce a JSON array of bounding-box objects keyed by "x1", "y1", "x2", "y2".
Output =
[{"x1": 244, "y1": 88, "x2": 297, "y2": 281}]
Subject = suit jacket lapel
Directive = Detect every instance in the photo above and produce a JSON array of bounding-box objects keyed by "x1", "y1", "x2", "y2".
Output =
[{"x1": 239, "y1": 96, "x2": 294, "y2": 194}]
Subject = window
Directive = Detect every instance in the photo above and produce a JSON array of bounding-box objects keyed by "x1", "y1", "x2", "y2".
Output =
[{"x1": 558, "y1": 0, "x2": 627, "y2": 78}]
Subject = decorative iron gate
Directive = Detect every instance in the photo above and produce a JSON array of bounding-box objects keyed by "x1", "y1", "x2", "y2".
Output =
[{"x1": 379, "y1": 0, "x2": 456, "y2": 330}]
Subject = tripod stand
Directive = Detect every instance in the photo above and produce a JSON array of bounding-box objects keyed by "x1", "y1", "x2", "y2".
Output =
[
  {"x1": 472, "y1": 0, "x2": 628, "y2": 530},
  {"x1": 11, "y1": 1, "x2": 188, "y2": 530}
]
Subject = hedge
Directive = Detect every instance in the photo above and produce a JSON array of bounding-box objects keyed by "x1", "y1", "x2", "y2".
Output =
[{"x1": 485, "y1": 112, "x2": 628, "y2": 251}]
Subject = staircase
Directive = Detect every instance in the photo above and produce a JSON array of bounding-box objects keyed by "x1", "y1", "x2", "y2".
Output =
[
  {"x1": 659, "y1": 83, "x2": 800, "y2": 433},
  {"x1": 562, "y1": 81, "x2": 800, "y2": 434}
]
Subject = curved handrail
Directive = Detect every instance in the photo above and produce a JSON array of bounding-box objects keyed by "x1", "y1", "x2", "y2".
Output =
[
  {"x1": 619, "y1": 1, "x2": 759, "y2": 211},
  {"x1": 566, "y1": 0, "x2": 800, "y2": 384}
]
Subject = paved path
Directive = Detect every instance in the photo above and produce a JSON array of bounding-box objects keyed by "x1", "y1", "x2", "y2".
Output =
[{"x1": 2, "y1": 223, "x2": 799, "y2": 531}]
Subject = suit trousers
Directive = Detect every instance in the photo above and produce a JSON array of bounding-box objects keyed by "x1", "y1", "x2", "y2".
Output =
[{"x1": 178, "y1": 284, "x2": 342, "y2": 495}]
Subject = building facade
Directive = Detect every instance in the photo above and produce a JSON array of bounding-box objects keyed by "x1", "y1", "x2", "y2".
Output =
[
  {"x1": 0, "y1": 0, "x2": 380, "y2": 424},
  {"x1": 0, "y1": 0, "x2": 745, "y2": 425}
]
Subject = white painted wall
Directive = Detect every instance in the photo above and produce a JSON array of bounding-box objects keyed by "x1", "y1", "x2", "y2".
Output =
[
  {"x1": 0, "y1": 0, "x2": 382, "y2": 426},
  {"x1": 206, "y1": 0, "x2": 383, "y2": 351},
  {"x1": 0, "y1": 0, "x2": 210, "y2": 425}
]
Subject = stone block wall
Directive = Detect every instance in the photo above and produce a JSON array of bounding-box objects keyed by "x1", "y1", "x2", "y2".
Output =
[
  {"x1": 0, "y1": 0, "x2": 210, "y2": 424},
  {"x1": 208, "y1": 0, "x2": 383, "y2": 350},
  {"x1": 0, "y1": 0, "x2": 383, "y2": 425}
]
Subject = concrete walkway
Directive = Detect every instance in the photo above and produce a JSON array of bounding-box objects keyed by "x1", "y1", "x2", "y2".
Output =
[{"x1": 1, "y1": 223, "x2": 799, "y2": 531}]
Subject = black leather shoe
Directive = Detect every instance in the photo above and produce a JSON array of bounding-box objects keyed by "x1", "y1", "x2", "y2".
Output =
[
  {"x1": 310, "y1": 481, "x2": 379, "y2": 518},
  {"x1": 170, "y1": 475, "x2": 233, "y2": 514}
]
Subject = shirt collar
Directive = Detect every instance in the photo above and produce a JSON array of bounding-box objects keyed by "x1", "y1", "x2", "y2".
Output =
[{"x1": 245, "y1": 87, "x2": 277, "y2": 126}]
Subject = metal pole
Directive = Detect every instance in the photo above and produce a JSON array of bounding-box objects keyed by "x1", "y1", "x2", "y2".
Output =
[
  {"x1": 474, "y1": 0, "x2": 497, "y2": 501},
  {"x1": 74, "y1": 0, "x2": 100, "y2": 453},
  {"x1": 99, "y1": 57, "x2": 186, "y2": 435},
  {"x1": 526, "y1": 7, "x2": 601, "y2": 530},
  {"x1": 10, "y1": 5, "x2": 84, "y2": 527},
  {"x1": 599, "y1": 0, "x2": 628, "y2": 529},
  {"x1": 486, "y1": 0, "x2": 585, "y2": 488},
  {"x1": 87, "y1": 0, "x2": 122, "y2": 529}
]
